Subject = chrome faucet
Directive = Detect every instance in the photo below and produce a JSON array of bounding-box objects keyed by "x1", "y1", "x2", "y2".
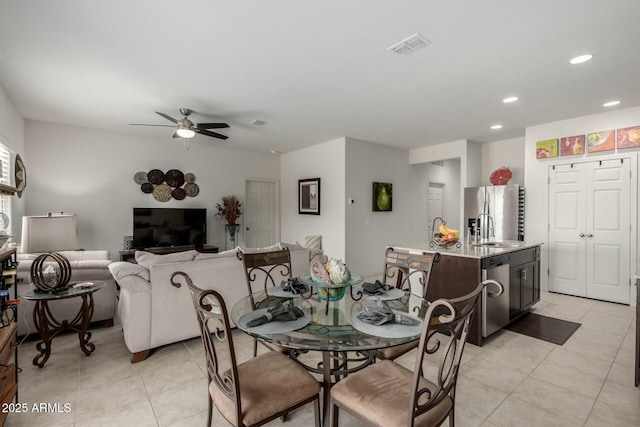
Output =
[{"x1": 475, "y1": 213, "x2": 495, "y2": 243}]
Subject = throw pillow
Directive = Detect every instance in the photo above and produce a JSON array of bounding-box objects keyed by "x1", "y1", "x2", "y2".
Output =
[
  {"x1": 304, "y1": 235, "x2": 323, "y2": 251},
  {"x1": 108, "y1": 262, "x2": 150, "y2": 282},
  {"x1": 135, "y1": 250, "x2": 198, "y2": 269}
]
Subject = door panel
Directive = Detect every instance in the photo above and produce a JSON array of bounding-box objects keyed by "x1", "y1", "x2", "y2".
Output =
[
  {"x1": 549, "y1": 163, "x2": 587, "y2": 296},
  {"x1": 245, "y1": 180, "x2": 277, "y2": 248},
  {"x1": 427, "y1": 182, "x2": 444, "y2": 236},
  {"x1": 585, "y1": 159, "x2": 630, "y2": 303}
]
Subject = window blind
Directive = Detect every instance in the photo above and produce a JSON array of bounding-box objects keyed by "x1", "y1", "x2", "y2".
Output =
[{"x1": 0, "y1": 143, "x2": 12, "y2": 233}]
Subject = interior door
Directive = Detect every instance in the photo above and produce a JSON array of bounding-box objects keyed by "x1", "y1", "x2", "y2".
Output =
[
  {"x1": 549, "y1": 163, "x2": 588, "y2": 297},
  {"x1": 427, "y1": 182, "x2": 444, "y2": 237},
  {"x1": 245, "y1": 180, "x2": 278, "y2": 248},
  {"x1": 548, "y1": 159, "x2": 630, "y2": 304},
  {"x1": 585, "y1": 159, "x2": 630, "y2": 303}
]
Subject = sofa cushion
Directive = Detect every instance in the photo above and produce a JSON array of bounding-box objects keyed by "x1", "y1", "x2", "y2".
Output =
[
  {"x1": 278, "y1": 242, "x2": 304, "y2": 251},
  {"x1": 109, "y1": 261, "x2": 150, "y2": 282},
  {"x1": 135, "y1": 250, "x2": 198, "y2": 269},
  {"x1": 194, "y1": 248, "x2": 238, "y2": 261},
  {"x1": 238, "y1": 244, "x2": 281, "y2": 254}
]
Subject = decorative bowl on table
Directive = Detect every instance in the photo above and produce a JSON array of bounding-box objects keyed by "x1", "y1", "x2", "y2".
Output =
[
  {"x1": 300, "y1": 257, "x2": 363, "y2": 301},
  {"x1": 433, "y1": 234, "x2": 459, "y2": 247}
]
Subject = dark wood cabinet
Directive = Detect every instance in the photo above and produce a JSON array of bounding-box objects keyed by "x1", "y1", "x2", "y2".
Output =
[
  {"x1": 508, "y1": 247, "x2": 540, "y2": 322},
  {"x1": 119, "y1": 245, "x2": 219, "y2": 262}
]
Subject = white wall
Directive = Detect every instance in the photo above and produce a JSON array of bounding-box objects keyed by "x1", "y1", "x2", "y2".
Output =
[
  {"x1": 344, "y1": 138, "x2": 417, "y2": 276},
  {"x1": 524, "y1": 106, "x2": 640, "y2": 293},
  {"x1": 280, "y1": 138, "x2": 346, "y2": 259},
  {"x1": 24, "y1": 120, "x2": 281, "y2": 259},
  {"x1": 481, "y1": 137, "x2": 525, "y2": 186},
  {"x1": 410, "y1": 159, "x2": 461, "y2": 232},
  {"x1": 0, "y1": 84, "x2": 26, "y2": 235}
]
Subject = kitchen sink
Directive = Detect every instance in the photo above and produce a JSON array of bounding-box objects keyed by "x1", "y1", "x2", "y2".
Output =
[{"x1": 473, "y1": 241, "x2": 524, "y2": 248}]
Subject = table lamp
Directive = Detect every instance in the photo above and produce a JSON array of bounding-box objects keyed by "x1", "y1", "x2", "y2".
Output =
[{"x1": 20, "y1": 213, "x2": 78, "y2": 253}]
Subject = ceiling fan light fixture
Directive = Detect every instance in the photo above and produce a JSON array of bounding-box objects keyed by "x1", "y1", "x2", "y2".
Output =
[{"x1": 176, "y1": 127, "x2": 195, "y2": 138}]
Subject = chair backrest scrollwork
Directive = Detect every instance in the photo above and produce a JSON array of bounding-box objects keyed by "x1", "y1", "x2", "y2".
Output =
[
  {"x1": 173, "y1": 271, "x2": 244, "y2": 423},
  {"x1": 383, "y1": 247, "x2": 440, "y2": 299},
  {"x1": 238, "y1": 248, "x2": 292, "y2": 306},
  {"x1": 409, "y1": 279, "x2": 503, "y2": 424}
]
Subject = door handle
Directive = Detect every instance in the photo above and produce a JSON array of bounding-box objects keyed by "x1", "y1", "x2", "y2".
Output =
[
  {"x1": 246, "y1": 227, "x2": 250, "y2": 231},
  {"x1": 587, "y1": 233, "x2": 593, "y2": 237},
  {"x1": 579, "y1": 233, "x2": 585, "y2": 237}
]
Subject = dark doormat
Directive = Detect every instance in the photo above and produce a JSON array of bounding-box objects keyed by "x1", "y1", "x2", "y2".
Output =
[{"x1": 504, "y1": 312, "x2": 581, "y2": 345}]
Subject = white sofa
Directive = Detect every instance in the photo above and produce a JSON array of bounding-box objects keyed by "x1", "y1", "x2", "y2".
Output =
[
  {"x1": 108, "y1": 244, "x2": 312, "y2": 362},
  {"x1": 16, "y1": 250, "x2": 117, "y2": 336}
]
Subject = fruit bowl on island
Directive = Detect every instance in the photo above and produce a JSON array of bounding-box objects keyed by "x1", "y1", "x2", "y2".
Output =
[{"x1": 431, "y1": 221, "x2": 460, "y2": 248}]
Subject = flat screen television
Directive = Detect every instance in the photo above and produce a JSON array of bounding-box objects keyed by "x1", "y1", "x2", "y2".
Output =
[{"x1": 132, "y1": 208, "x2": 207, "y2": 249}]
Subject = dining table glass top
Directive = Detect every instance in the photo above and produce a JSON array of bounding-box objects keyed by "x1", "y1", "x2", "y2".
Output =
[{"x1": 230, "y1": 284, "x2": 428, "y2": 353}]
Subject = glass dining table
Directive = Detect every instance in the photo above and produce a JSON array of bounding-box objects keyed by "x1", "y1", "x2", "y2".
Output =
[{"x1": 230, "y1": 281, "x2": 428, "y2": 426}]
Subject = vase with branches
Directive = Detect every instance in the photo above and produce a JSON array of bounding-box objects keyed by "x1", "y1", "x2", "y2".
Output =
[{"x1": 216, "y1": 195, "x2": 243, "y2": 225}]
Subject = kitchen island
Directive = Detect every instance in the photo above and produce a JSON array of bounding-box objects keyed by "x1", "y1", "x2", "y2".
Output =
[{"x1": 392, "y1": 241, "x2": 542, "y2": 345}]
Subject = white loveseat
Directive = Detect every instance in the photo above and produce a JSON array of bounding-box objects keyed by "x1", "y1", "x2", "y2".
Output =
[
  {"x1": 108, "y1": 244, "x2": 312, "y2": 362},
  {"x1": 16, "y1": 250, "x2": 117, "y2": 336}
]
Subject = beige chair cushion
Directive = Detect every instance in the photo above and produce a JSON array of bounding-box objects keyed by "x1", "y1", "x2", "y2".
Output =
[
  {"x1": 209, "y1": 351, "x2": 320, "y2": 426},
  {"x1": 331, "y1": 360, "x2": 452, "y2": 427}
]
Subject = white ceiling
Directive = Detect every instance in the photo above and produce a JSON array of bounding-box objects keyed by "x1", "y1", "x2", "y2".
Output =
[{"x1": 1, "y1": 1, "x2": 639, "y2": 153}]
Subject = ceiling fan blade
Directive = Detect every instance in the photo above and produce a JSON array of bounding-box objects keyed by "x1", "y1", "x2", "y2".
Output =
[
  {"x1": 195, "y1": 128, "x2": 228, "y2": 140},
  {"x1": 156, "y1": 111, "x2": 179, "y2": 124},
  {"x1": 129, "y1": 123, "x2": 175, "y2": 127},
  {"x1": 196, "y1": 122, "x2": 230, "y2": 129}
]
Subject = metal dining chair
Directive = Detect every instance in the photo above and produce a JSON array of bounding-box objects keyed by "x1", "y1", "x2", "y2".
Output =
[
  {"x1": 174, "y1": 271, "x2": 321, "y2": 427},
  {"x1": 375, "y1": 246, "x2": 440, "y2": 361},
  {"x1": 238, "y1": 247, "x2": 293, "y2": 356},
  {"x1": 331, "y1": 279, "x2": 503, "y2": 427}
]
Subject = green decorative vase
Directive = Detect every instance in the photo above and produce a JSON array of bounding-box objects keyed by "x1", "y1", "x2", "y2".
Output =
[{"x1": 377, "y1": 186, "x2": 390, "y2": 211}]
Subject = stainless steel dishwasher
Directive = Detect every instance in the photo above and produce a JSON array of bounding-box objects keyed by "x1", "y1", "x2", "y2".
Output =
[{"x1": 481, "y1": 254, "x2": 510, "y2": 337}]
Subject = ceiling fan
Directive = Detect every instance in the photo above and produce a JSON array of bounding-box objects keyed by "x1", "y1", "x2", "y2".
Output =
[{"x1": 130, "y1": 108, "x2": 229, "y2": 140}]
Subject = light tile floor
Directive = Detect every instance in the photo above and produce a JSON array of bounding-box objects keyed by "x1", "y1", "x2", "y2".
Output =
[{"x1": 6, "y1": 291, "x2": 640, "y2": 426}]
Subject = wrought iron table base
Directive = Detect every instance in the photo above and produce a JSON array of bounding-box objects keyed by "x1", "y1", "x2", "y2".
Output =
[
  {"x1": 290, "y1": 349, "x2": 374, "y2": 426},
  {"x1": 32, "y1": 293, "x2": 96, "y2": 368}
]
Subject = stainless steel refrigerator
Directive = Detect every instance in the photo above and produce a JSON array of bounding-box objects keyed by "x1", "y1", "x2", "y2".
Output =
[{"x1": 464, "y1": 184, "x2": 524, "y2": 241}]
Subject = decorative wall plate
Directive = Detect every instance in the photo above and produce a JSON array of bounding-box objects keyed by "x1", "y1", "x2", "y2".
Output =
[
  {"x1": 15, "y1": 154, "x2": 26, "y2": 198},
  {"x1": 489, "y1": 167, "x2": 512, "y2": 185},
  {"x1": 172, "y1": 188, "x2": 186, "y2": 200},
  {"x1": 147, "y1": 169, "x2": 165, "y2": 185},
  {"x1": 134, "y1": 171, "x2": 148, "y2": 184},
  {"x1": 184, "y1": 173, "x2": 196, "y2": 183},
  {"x1": 152, "y1": 183, "x2": 172, "y2": 202},
  {"x1": 141, "y1": 182, "x2": 154, "y2": 193},
  {"x1": 184, "y1": 182, "x2": 200, "y2": 197},
  {"x1": 165, "y1": 169, "x2": 185, "y2": 188}
]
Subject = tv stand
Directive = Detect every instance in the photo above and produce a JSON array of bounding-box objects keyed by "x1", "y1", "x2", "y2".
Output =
[{"x1": 119, "y1": 245, "x2": 219, "y2": 263}]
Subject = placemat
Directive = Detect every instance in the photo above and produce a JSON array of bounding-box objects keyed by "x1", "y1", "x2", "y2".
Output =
[
  {"x1": 351, "y1": 309, "x2": 423, "y2": 339},
  {"x1": 237, "y1": 308, "x2": 311, "y2": 334}
]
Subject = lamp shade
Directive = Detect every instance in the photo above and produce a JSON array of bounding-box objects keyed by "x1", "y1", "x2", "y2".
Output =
[{"x1": 20, "y1": 214, "x2": 78, "y2": 253}]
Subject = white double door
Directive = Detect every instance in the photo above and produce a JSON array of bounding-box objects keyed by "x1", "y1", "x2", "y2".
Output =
[{"x1": 549, "y1": 158, "x2": 631, "y2": 304}]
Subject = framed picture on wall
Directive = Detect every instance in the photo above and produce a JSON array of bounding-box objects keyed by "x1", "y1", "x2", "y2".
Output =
[
  {"x1": 299, "y1": 178, "x2": 320, "y2": 215},
  {"x1": 372, "y1": 182, "x2": 393, "y2": 212}
]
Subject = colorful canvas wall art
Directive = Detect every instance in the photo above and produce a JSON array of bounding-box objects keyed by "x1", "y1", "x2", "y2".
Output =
[
  {"x1": 616, "y1": 125, "x2": 640, "y2": 149},
  {"x1": 536, "y1": 139, "x2": 558, "y2": 158},
  {"x1": 560, "y1": 135, "x2": 585, "y2": 156},
  {"x1": 587, "y1": 130, "x2": 615, "y2": 153}
]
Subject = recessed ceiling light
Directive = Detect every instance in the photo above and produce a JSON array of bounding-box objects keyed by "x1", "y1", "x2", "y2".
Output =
[
  {"x1": 569, "y1": 54, "x2": 593, "y2": 64},
  {"x1": 503, "y1": 96, "x2": 518, "y2": 103},
  {"x1": 490, "y1": 124, "x2": 503, "y2": 130},
  {"x1": 603, "y1": 100, "x2": 620, "y2": 107},
  {"x1": 270, "y1": 149, "x2": 280, "y2": 154}
]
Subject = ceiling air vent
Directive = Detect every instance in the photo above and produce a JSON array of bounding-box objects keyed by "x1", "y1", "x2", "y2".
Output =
[
  {"x1": 387, "y1": 33, "x2": 431, "y2": 57},
  {"x1": 431, "y1": 160, "x2": 444, "y2": 167}
]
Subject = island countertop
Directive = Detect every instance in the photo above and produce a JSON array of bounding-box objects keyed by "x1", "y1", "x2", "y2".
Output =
[{"x1": 391, "y1": 241, "x2": 543, "y2": 259}]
